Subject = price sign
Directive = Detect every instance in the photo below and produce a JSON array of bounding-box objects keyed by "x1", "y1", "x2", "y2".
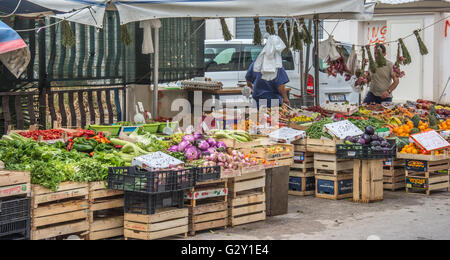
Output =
[
  {"x1": 324, "y1": 120, "x2": 363, "y2": 140},
  {"x1": 269, "y1": 127, "x2": 306, "y2": 143},
  {"x1": 410, "y1": 130, "x2": 450, "y2": 152}
]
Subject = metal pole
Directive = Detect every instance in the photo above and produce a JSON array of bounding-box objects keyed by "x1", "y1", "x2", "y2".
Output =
[
  {"x1": 313, "y1": 16, "x2": 320, "y2": 106},
  {"x1": 303, "y1": 20, "x2": 312, "y2": 106},
  {"x1": 153, "y1": 27, "x2": 159, "y2": 119}
]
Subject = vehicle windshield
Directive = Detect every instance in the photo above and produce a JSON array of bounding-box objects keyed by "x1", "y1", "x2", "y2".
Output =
[{"x1": 205, "y1": 43, "x2": 295, "y2": 72}]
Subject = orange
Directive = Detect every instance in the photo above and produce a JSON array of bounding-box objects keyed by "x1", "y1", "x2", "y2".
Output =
[{"x1": 412, "y1": 149, "x2": 419, "y2": 154}]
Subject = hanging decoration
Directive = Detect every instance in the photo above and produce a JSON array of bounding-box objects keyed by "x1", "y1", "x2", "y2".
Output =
[
  {"x1": 253, "y1": 17, "x2": 262, "y2": 46},
  {"x1": 292, "y1": 21, "x2": 303, "y2": 52},
  {"x1": 277, "y1": 22, "x2": 289, "y2": 52},
  {"x1": 61, "y1": 20, "x2": 75, "y2": 49},
  {"x1": 285, "y1": 20, "x2": 292, "y2": 46},
  {"x1": 220, "y1": 18, "x2": 232, "y2": 41},
  {"x1": 121, "y1": 24, "x2": 132, "y2": 46},
  {"x1": 361, "y1": 46, "x2": 367, "y2": 73},
  {"x1": 414, "y1": 30, "x2": 429, "y2": 55},
  {"x1": 300, "y1": 18, "x2": 312, "y2": 45},
  {"x1": 365, "y1": 45, "x2": 377, "y2": 74},
  {"x1": 398, "y1": 38, "x2": 411, "y2": 65},
  {"x1": 265, "y1": 19, "x2": 275, "y2": 35},
  {"x1": 375, "y1": 43, "x2": 387, "y2": 67},
  {"x1": 394, "y1": 42, "x2": 406, "y2": 78}
]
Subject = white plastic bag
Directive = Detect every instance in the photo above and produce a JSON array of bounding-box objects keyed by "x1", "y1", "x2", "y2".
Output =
[
  {"x1": 347, "y1": 45, "x2": 359, "y2": 75},
  {"x1": 253, "y1": 35, "x2": 286, "y2": 81},
  {"x1": 318, "y1": 36, "x2": 340, "y2": 62}
]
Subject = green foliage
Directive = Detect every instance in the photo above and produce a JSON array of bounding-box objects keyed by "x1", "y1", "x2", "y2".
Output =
[
  {"x1": 0, "y1": 135, "x2": 124, "y2": 191},
  {"x1": 414, "y1": 30, "x2": 428, "y2": 55},
  {"x1": 399, "y1": 38, "x2": 412, "y2": 65},
  {"x1": 253, "y1": 17, "x2": 262, "y2": 46},
  {"x1": 412, "y1": 115, "x2": 421, "y2": 128}
]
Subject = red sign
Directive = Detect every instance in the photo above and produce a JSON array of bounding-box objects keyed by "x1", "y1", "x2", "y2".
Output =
[
  {"x1": 446, "y1": 19, "x2": 450, "y2": 38},
  {"x1": 367, "y1": 24, "x2": 387, "y2": 45}
]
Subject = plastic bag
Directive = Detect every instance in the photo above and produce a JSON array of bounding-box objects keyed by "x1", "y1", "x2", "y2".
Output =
[
  {"x1": 254, "y1": 35, "x2": 286, "y2": 81},
  {"x1": 318, "y1": 36, "x2": 340, "y2": 62},
  {"x1": 347, "y1": 45, "x2": 359, "y2": 75}
]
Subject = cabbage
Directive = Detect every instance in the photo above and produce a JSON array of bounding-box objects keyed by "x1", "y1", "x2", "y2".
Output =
[
  {"x1": 168, "y1": 145, "x2": 179, "y2": 153},
  {"x1": 215, "y1": 141, "x2": 227, "y2": 149},
  {"x1": 185, "y1": 147, "x2": 200, "y2": 161},
  {"x1": 178, "y1": 140, "x2": 190, "y2": 151},
  {"x1": 182, "y1": 135, "x2": 195, "y2": 143},
  {"x1": 198, "y1": 140, "x2": 210, "y2": 151},
  {"x1": 206, "y1": 138, "x2": 217, "y2": 147},
  {"x1": 193, "y1": 131, "x2": 204, "y2": 141}
]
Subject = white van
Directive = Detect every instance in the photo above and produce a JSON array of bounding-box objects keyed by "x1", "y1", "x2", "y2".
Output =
[{"x1": 204, "y1": 39, "x2": 360, "y2": 105}]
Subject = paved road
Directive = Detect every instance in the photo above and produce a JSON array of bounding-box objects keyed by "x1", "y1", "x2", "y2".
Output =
[{"x1": 186, "y1": 191, "x2": 450, "y2": 240}]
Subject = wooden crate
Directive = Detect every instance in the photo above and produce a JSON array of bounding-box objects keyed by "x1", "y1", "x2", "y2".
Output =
[
  {"x1": 228, "y1": 170, "x2": 265, "y2": 199},
  {"x1": 124, "y1": 208, "x2": 188, "y2": 240},
  {"x1": 314, "y1": 153, "x2": 353, "y2": 176},
  {"x1": 353, "y1": 160, "x2": 384, "y2": 203},
  {"x1": 185, "y1": 179, "x2": 228, "y2": 236},
  {"x1": 406, "y1": 172, "x2": 449, "y2": 196},
  {"x1": 289, "y1": 171, "x2": 315, "y2": 196},
  {"x1": 291, "y1": 152, "x2": 314, "y2": 173},
  {"x1": 87, "y1": 181, "x2": 124, "y2": 240},
  {"x1": 315, "y1": 173, "x2": 353, "y2": 200},
  {"x1": 397, "y1": 150, "x2": 450, "y2": 161},
  {"x1": 216, "y1": 137, "x2": 270, "y2": 150},
  {"x1": 383, "y1": 159, "x2": 406, "y2": 191},
  {"x1": 31, "y1": 182, "x2": 89, "y2": 240},
  {"x1": 293, "y1": 139, "x2": 307, "y2": 152},
  {"x1": 0, "y1": 170, "x2": 30, "y2": 199},
  {"x1": 228, "y1": 192, "x2": 266, "y2": 227},
  {"x1": 240, "y1": 144, "x2": 294, "y2": 161},
  {"x1": 306, "y1": 137, "x2": 343, "y2": 154}
]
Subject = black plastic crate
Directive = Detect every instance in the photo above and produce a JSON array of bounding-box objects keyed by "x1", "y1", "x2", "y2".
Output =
[
  {"x1": 195, "y1": 166, "x2": 221, "y2": 183},
  {"x1": 0, "y1": 218, "x2": 30, "y2": 240},
  {"x1": 336, "y1": 144, "x2": 365, "y2": 159},
  {"x1": 0, "y1": 197, "x2": 30, "y2": 224},
  {"x1": 365, "y1": 139, "x2": 397, "y2": 160},
  {"x1": 337, "y1": 140, "x2": 397, "y2": 160},
  {"x1": 124, "y1": 191, "x2": 185, "y2": 215},
  {"x1": 108, "y1": 166, "x2": 196, "y2": 194}
]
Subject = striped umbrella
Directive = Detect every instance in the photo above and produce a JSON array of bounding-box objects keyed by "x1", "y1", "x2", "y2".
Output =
[{"x1": 0, "y1": 21, "x2": 30, "y2": 78}]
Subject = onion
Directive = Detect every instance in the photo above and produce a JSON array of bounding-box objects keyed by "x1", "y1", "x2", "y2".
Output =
[{"x1": 206, "y1": 138, "x2": 217, "y2": 147}]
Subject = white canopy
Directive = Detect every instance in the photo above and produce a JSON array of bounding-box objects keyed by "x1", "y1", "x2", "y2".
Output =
[
  {"x1": 27, "y1": 0, "x2": 366, "y2": 27},
  {"x1": 374, "y1": 0, "x2": 450, "y2": 14}
]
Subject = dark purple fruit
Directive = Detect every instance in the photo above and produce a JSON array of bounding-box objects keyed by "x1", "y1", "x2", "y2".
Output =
[{"x1": 365, "y1": 126, "x2": 375, "y2": 136}]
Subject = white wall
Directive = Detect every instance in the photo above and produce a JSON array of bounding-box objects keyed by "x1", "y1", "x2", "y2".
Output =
[
  {"x1": 434, "y1": 13, "x2": 450, "y2": 104},
  {"x1": 205, "y1": 18, "x2": 236, "y2": 40}
]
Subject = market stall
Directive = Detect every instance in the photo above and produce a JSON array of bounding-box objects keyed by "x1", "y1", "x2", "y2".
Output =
[{"x1": 2, "y1": 0, "x2": 450, "y2": 241}]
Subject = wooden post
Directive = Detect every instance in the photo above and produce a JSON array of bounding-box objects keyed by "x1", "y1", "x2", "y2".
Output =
[{"x1": 353, "y1": 160, "x2": 384, "y2": 203}]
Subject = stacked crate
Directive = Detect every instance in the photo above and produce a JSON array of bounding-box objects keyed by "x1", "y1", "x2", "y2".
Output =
[
  {"x1": 31, "y1": 182, "x2": 89, "y2": 240},
  {"x1": 383, "y1": 158, "x2": 406, "y2": 191},
  {"x1": 397, "y1": 153, "x2": 450, "y2": 196},
  {"x1": 186, "y1": 167, "x2": 228, "y2": 236},
  {"x1": 313, "y1": 152, "x2": 353, "y2": 200},
  {"x1": 228, "y1": 170, "x2": 266, "y2": 227},
  {"x1": 108, "y1": 166, "x2": 195, "y2": 240},
  {"x1": 0, "y1": 170, "x2": 31, "y2": 240},
  {"x1": 289, "y1": 139, "x2": 315, "y2": 196},
  {"x1": 88, "y1": 181, "x2": 124, "y2": 240}
]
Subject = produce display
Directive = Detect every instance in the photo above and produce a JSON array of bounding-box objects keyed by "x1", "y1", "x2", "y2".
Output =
[
  {"x1": 17, "y1": 129, "x2": 66, "y2": 141},
  {"x1": 2, "y1": 97, "x2": 450, "y2": 195},
  {"x1": 344, "y1": 126, "x2": 391, "y2": 151}
]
